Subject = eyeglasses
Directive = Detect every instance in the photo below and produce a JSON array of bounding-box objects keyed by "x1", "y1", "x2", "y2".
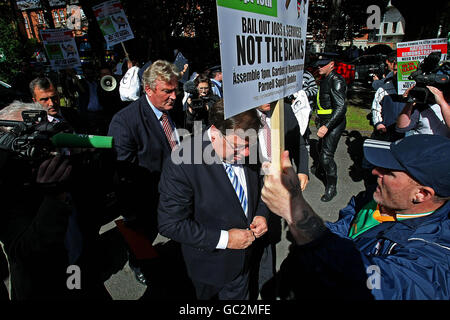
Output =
[{"x1": 222, "y1": 134, "x2": 256, "y2": 152}]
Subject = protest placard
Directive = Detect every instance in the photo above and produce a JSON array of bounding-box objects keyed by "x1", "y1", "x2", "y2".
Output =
[
  {"x1": 396, "y1": 38, "x2": 447, "y2": 95},
  {"x1": 216, "y1": 0, "x2": 308, "y2": 118},
  {"x1": 92, "y1": 0, "x2": 134, "y2": 47},
  {"x1": 40, "y1": 29, "x2": 81, "y2": 70}
]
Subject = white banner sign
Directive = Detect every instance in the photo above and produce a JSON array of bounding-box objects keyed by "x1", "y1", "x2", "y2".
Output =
[
  {"x1": 216, "y1": 0, "x2": 308, "y2": 118},
  {"x1": 93, "y1": 0, "x2": 134, "y2": 47},
  {"x1": 40, "y1": 29, "x2": 81, "y2": 70}
]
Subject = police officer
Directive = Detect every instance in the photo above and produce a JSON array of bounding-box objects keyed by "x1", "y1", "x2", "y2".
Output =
[{"x1": 313, "y1": 57, "x2": 347, "y2": 202}]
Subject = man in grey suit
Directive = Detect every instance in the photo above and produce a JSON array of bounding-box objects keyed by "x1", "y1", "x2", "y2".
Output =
[{"x1": 158, "y1": 100, "x2": 269, "y2": 300}]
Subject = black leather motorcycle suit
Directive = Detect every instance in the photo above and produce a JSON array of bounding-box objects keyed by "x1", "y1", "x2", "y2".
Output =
[{"x1": 316, "y1": 70, "x2": 347, "y2": 185}]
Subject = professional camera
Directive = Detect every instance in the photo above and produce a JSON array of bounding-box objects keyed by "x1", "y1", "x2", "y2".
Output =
[
  {"x1": 407, "y1": 52, "x2": 450, "y2": 105},
  {"x1": 190, "y1": 95, "x2": 212, "y2": 111},
  {"x1": 0, "y1": 110, "x2": 72, "y2": 161},
  {"x1": 0, "y1": 110, "x2": 113, "y2": 163}
]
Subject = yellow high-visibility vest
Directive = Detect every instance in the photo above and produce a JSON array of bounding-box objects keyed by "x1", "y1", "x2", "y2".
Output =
[{"x1": 316, "y1": 87, "x2": 333, "y2": 115}]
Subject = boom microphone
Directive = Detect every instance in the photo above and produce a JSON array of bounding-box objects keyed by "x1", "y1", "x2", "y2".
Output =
[{"x1": 51, "y1": 133, "x2": 113, "y2": 148}]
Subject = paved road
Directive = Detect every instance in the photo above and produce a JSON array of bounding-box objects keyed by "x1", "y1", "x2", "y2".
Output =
[{"x1": 102, "y1": 126, "x2": 372, "y2": 300}]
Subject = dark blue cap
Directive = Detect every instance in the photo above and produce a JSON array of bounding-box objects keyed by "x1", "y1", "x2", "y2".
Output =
[
  {"x1": 313, "y1": 59, "x2": 332, "y2": 67},
  {"x1": 363, "y1": 134, "x2": 450, "y2": 197}
]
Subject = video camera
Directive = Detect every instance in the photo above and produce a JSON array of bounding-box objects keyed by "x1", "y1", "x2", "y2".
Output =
[
  {"x1": 0, "y1": 110, "x2": 113, "y2": 163},
  {"x1": 407, "y1": 52, "x2": 450, "y2": 105},
  {"x1": 183, "y1": 80, "x2": 211, "y2": 111}
]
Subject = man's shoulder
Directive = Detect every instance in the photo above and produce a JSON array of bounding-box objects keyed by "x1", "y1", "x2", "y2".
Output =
[
  {"x1": 331, "y1": 71, "x2": 346, "y2": 85},
  {"x1": 113, "y1": 96, "x2": 147, "y2": 118}
]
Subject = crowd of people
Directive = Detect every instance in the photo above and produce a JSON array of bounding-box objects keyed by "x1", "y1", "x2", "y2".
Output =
[{"x1": 0, "y1": 47, "x2": 449, "y2": 301}]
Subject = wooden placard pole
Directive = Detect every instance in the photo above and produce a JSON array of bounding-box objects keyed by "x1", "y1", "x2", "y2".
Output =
[
  {"x1": 121, "y1": 42, "x2": 129, "y2": 59},
  {"x1": 270, "y1": 98, "x2": 285, "y2": 170}
]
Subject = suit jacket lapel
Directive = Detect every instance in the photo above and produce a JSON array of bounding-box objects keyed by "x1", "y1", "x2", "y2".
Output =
[
  {"x1": 244, "y1": 165, "x2": 257, "y2": 223},
  {"x1": 141, "y1": 97, "x2": 172, "y2": 152},
  {"x1": 203, "y1": 139, "x2": 249, "y2": 225}
]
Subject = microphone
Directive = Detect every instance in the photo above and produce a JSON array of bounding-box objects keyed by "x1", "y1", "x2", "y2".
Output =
[{"x1": 51, "y1": 133, "x2": 113, "y2": 148}]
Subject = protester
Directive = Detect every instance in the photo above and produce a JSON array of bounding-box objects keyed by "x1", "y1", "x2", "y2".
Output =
[
  {"x1": 312, "y1": 56, "x2": 347, "y2": 202},
  {"x1": 251, "y1": 100, "x2": 309, "y2": 299},
  {"x1": 158, "y1": 100, "x2": 268, "y2": 300},
  {"x1": 119, "y1": 56, "x2": 141, "y2": 102},
  {"x1": 78, "y1": 63, "x2": 122, "y2": 135},
  {"x1": 262, "y1": 134, "x2": 450, "y2": 300}
]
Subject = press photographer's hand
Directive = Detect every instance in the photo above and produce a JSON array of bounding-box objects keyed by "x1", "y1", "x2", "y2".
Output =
[
  {"x1": 36, "y1": 156, "x2": 72, "y2": 200},
  {"x1": 427, "y1": 86, "x2": 446, "y2": 106}
]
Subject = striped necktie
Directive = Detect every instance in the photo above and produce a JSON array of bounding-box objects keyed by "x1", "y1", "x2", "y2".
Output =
[
  {"x1": 161, "y1": 113, "x2": 177, "y2": 150},
  {"x1": 224, "y1": 163, "x2": 247, "y2": 215}
]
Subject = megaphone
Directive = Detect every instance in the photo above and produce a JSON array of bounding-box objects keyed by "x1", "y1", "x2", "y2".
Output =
[{"x1": 100, "y1": 75, "x2": 117, "y2": 91}]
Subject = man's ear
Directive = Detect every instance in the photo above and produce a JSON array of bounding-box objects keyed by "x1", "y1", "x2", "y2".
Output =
[
  {"x1": 210, "y1": 125, "x2": 218, "y2": 141},
  {"x1": 144, "y1": 85, "x2": 153, "y2": 97},
  {"x1": 413, "y1": 186, "x2": 435, "y2": 204}
]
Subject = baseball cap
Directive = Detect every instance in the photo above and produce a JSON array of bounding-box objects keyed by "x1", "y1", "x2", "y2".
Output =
[{"x1": 363, "y1": 134, "x2": 450, "y2": 197}]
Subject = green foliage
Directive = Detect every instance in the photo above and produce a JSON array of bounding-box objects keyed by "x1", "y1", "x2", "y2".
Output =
[
  {"x1": 0, "y1": 13, "x2": 38, "y2": 83},
  {"x1": 0, "y1": 17, "x2": 23, "y2": 83}
]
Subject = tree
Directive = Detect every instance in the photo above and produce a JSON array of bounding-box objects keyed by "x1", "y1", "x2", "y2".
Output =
[
  {"x1": 0, "y1": 1, "x2": 38, "y2": 83},
  {"x1": 309, "y1": 0, "x2": 389, "y2": 50},
  {"x1": 392, "y1": 0, "x2": 449, "y2": 42}
]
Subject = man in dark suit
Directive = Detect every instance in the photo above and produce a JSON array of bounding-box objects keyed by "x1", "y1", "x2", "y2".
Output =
[
  {"x1": 158, "y1": 100, "x2": 269, "y2": 300},
  {"x1": 30, "y1": 77, "x2": 83, "y2": 131},
  {"x1": 251, "y1": 101, "x2": 309, "y2": 299},
  {"x1": 107, "y1": 60, "x2": 183, "y2": 286}
]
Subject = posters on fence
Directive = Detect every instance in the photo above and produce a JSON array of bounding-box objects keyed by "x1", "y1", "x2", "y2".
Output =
[
  {"x1": 396, "y1": 38, "x2": 448, "y2": 95},
  {"x1": 216, "y1": 0, "x2": 309, "y2": 118},
  {"x1": 92, "y1": 0, "x2": 134, "y2": 47},
  {"x1": 40, "y1": 29, "x2": 81, "y2": 70}
]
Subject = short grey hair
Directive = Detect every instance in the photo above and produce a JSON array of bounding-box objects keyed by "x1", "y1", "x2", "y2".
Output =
[
  {"x1": 142, "y1": 60, "x2": 180, "y2": 90},
  {"x1": 29, "y1": 77, "x2": 55, "y2": 98}
]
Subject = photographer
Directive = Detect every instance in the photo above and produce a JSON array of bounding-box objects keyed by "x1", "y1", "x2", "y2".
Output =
[
  {"x1": 0, "y1": 101, "x2": 116, "y2": 299},
  {"x1": 184, "y1": 74, "x2": 220, "y2": 133},
  {"x1": 396, "y1": 52, "x2": 450, "y2": 138},
  {"x1": 0, "y1": 102, "x2": 74, "y2": 299},
  {"x1": 396, "y1": 84, "x2": 450, "y2": 137}
]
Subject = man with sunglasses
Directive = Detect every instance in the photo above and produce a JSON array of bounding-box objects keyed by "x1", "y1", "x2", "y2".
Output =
[{"x1": 158, "y1": 100, "x2": 269, "y2": 300}]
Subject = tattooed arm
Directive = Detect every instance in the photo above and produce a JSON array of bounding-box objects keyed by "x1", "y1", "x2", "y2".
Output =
[{"x1": 262, "y1": 150, "x2": 327, "y2": 245}]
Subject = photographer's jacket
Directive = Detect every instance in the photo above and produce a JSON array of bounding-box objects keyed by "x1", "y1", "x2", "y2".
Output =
[
  {"x1": 317, "y1": 70, "x2": 347, "y2": 129},
  {"x1": 277, "y1": 188, "x2": 450, "y2": 300}
]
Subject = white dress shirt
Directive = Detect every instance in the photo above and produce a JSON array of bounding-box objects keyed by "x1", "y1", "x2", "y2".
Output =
[{"x1": 207, "y1": 128, "x2": 248, "y2": 249}]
